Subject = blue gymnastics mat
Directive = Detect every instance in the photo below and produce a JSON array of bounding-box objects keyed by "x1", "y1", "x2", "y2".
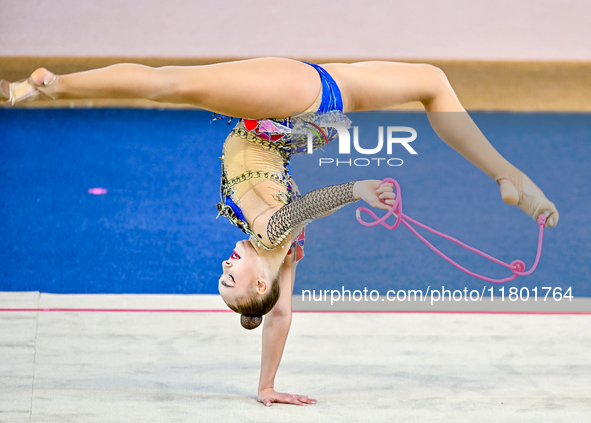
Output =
[{"x1": 0, "y1": 109, "x2": 589, "y2": 296}]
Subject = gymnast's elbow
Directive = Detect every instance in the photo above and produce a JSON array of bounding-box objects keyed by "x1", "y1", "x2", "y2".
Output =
[{"x1": 268, "y1": 304, "x2": 292, "y2": 321}]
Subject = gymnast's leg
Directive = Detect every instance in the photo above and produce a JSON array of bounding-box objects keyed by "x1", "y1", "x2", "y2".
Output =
[
  {"x1": 10, "y1": 58, "x2": 321, "y2": 119},
  {"x1": 323, "y1": 61, "x2": 559, "y2": 227}
]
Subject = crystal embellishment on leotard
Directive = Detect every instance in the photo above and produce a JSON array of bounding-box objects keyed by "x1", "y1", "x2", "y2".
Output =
[
  {"x1": 238, "y1": 112, "x2": 351, "y2": 155},
  {"x1": 285, "y1": 111, "x2": 352, "y2": 154},
  {"x1": 229, "y1": 127, "x2": 290, "y2": 159},
  {"x1": 211, "y1": 113, "x2": 234, "y2": 125}
]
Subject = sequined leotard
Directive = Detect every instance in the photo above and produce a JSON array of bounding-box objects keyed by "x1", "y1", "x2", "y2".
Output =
[{"x1": 216, "y1": 63, "x2": 358, "y2": 259}]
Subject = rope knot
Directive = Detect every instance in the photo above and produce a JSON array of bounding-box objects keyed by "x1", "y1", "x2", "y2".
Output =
[
  {"x1": 537, "y1": 214, "x2": 547, "y2": 226},
  {"x1": 510, "y1": 259, "x2": 526, "y2": 273}
]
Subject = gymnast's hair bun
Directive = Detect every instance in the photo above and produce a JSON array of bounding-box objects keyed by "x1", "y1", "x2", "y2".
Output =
[{"x1": 241, "y1": 314, "x2": 263, "y2": 330}]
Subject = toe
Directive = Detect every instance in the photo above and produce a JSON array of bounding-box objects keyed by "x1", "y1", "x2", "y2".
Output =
[
  {"x1": 546, "y1": 210, "x2": 559, "y2": 228},
  {"x1": 533, "y1": 200, "x2": 559, "y2": 228}
]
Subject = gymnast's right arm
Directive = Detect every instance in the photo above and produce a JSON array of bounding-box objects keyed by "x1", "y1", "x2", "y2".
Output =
[{"x1": 265, "y1": 180, "x2": 395, "y2": 246}]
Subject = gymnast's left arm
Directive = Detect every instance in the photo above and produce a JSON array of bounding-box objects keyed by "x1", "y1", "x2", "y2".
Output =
[{"x1": 257, "y1": 249, "x2": 316, "y2": 407}]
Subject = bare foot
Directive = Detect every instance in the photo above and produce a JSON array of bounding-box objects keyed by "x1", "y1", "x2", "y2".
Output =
[{"x1": 498, "y1": 172, "x2": 559, "y2": 228}]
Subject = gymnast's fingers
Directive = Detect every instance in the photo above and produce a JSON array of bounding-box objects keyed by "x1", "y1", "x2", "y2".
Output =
[
  {"x1": 373, "y1": 198, "x2": 393, "y2": 210},
  {"x1": 379, "y1": 191, "x2": 396, "y2": 201},
  {"x1": 295, "y1": 395, "x2": 317, "y2": 405},
  {"x1": 376, "y1": 182, "x2": 394, "y2": 194},
  {"x1": 291, "y1": 394, "x2": 315, "y2": 406},
  {"x1": 288, "y1": 395, "x2": 304, "y2": 406}
]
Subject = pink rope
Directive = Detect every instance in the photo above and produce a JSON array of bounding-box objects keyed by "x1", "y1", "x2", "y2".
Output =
[
  {"x1": 0, "y1": 308, "x2": 591, "y2": 315},
  {"x1": 0, "y1": 309, "x2": 588, "y2": 315},
  {"x1": 356, "y1": 178, "x2": 546, "y2": 283}
]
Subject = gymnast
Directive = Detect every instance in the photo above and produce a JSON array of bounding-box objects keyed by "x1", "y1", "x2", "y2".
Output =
[{"x1": 1, "y1": 58, "x2": 559, "y2": 406}]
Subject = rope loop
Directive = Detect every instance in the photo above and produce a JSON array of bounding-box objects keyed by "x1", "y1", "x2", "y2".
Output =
[{"x1": 356, "y1": 178, "x2": 545, "y2": 284}]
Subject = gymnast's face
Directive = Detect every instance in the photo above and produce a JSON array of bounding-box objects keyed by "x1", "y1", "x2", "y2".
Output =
[{"x1": 218, "y1": 239, "x2": 267, "y2": 305}]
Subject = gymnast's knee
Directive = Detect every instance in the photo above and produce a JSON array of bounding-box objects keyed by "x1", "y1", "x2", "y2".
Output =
[
  {"x1": 421, "y1": 64, "x2": 452, "y2": 89},
  {"x1": 415, "y1": 64, "x2": 456, "y2": 106}
]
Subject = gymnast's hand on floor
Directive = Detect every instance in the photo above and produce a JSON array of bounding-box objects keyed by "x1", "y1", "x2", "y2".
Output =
[
  {"x1": 258, "y1": 388, "x2": 317, "y2": 407},
  {"x1": 497, "y1": 171, "x2": 559, "y2": 228},
  {"x1": 353, "y1": 180, "x2": 396, "y2": 211}
]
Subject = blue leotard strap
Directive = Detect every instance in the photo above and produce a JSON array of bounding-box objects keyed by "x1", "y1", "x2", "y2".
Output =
[
  {"x1": 225, "y1": 195, "x2": 247, "y2": 224},
  {"x1": 302, "y1": 62, "x2": 344, "y2": 113}
]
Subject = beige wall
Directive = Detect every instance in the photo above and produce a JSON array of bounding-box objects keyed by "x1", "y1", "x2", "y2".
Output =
[{"x1": 1, "y1": 0, "x2": 589, "y2": 60}]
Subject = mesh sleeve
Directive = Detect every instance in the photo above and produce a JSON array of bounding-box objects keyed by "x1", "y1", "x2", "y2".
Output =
[{"x1": 266, "y1": 181, "x2": 357, "y2": 245}]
